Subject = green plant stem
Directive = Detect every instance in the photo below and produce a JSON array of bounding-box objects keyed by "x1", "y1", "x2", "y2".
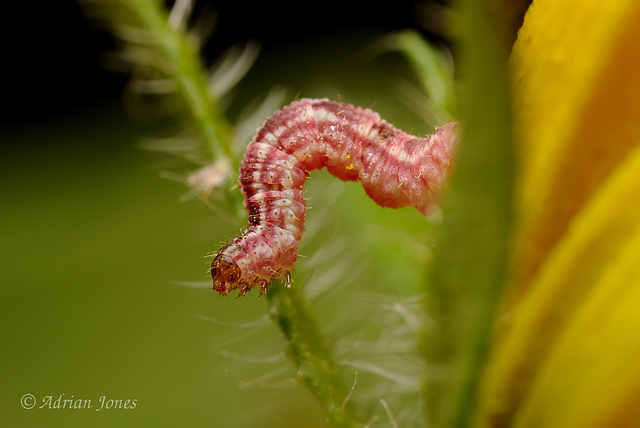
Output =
[
  {"x1": 84, "y1": 0, "x2": 233, "y2": 161},
  {"x1": 125, "y1": 0, "x2": 233, "y2": 160},
  {"x1": 423, "y1": 0, "x2": 514, "y2": 427},
  {"x1": 266, "y1": 285, "x2": 362, "y2": 428},
  {"x1": 395, "y1": 29, "x2": 458, "y2": 122}
]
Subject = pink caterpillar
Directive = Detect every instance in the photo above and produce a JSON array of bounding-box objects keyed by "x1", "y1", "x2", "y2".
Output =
[{"x1": 211, "y1": 98, "x2": 459, "y2": 297}]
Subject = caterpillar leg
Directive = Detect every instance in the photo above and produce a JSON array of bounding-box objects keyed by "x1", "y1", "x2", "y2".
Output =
[{"x1": 284, "y1": 270, "x2": 292, "y2": 288}]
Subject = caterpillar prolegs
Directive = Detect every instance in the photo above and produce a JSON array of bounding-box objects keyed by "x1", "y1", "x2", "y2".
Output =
[{"x1": 211, "y1": 98, "x2": 459, "y2": 297}]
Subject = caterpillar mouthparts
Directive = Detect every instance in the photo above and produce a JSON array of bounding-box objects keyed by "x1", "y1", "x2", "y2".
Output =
[{"x1": 211, "y1": 98, "x2": 459, "y2": 297}]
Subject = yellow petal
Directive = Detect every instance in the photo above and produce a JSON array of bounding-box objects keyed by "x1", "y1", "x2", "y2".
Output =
[
  {"x1": 474, "y1": 0, "x2": 640, "y2": 425},
  {"x1": 515, "y1": 144, "x2": 640, "y2": 427},
  {"x1": 478, "y1": 140, "x2": 640, "y2": 426},
  {"x1": 510, "y1": 0, "x2": 640, "y2": 295}
]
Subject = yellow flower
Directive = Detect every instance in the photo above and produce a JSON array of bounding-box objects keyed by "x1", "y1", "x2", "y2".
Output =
[{"x1": 475, "y1": 0, "x2": 640, "y2": 427}]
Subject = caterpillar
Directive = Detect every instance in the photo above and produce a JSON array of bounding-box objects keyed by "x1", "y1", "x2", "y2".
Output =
[{"x1": 211, "y1": 98, "x2": 459, "y2": 297}]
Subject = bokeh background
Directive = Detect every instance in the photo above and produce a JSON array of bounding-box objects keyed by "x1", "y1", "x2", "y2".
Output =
[{"x1": 0, "y1": 1, "x2": 523, "y2": 426}]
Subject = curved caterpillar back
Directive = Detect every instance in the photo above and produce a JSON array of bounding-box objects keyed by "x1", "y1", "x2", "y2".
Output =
[{"x1": 211, "y1": 98, "x2": 459, "y2": 297}]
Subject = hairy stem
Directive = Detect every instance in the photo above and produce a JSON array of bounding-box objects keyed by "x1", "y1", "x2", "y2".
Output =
[
  {"x1": 83, "y1": 0, "x2": 233, "y2": 160},
  {"x1": 126, "y1": 0, "x2": 233, "y2": 159},
  {"x1": 267, "y1": 285, "x2": 362, "y2": 428},
  {"x1": 131, "y1": 0, "x2": 231, "y2": 158},
  {"x1": 423, "y1": 0, "x2": 514, "y2": 427}
]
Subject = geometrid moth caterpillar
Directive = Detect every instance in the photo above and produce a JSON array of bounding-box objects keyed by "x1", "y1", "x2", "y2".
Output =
[{"x1": 211, "y1": 98, "x2": 459, "y2": 297}]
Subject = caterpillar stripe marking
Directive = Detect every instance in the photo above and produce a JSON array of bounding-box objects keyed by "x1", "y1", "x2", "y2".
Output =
[{"x1": 211, "y1": 98, "x2": 459, "y2": 297}]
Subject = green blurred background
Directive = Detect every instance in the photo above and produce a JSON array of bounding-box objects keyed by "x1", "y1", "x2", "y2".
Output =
[{"x1": 2, "y1": 1, "x2": 452, "y2": 426}]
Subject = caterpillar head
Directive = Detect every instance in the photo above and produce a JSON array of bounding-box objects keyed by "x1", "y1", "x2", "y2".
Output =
[
  {"x1": 211, "y1": 251, "x2": 272, "y2": 297},
  {"x1": 211, "y1": 253, "x2": 244, "y2": 297}
]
